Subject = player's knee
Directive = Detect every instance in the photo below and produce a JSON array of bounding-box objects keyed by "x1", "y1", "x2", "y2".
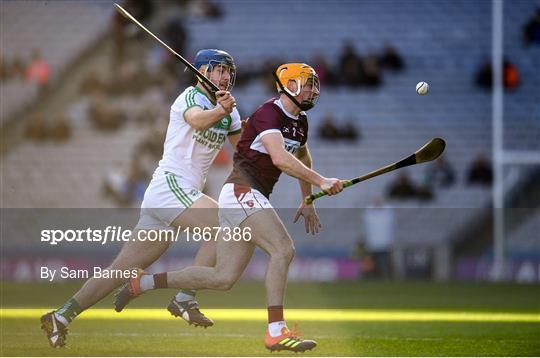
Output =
[
  {"x1": 217, "y1": 279, "x2": 235, "y2": 291},
  {"x1": 285, "y1": 245, "x2": 296, "y2": 263},
  {"x1": 271, "y1": 242, "x2": 295, "y2": 263},
  {"x1": 214, "y1": 271, "x2": 238, "y2": 291}
]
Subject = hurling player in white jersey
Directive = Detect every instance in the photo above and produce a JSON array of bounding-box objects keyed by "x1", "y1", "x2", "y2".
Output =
[{"x1": 40, "y1": 49, "x2": 241, "y2": 348}]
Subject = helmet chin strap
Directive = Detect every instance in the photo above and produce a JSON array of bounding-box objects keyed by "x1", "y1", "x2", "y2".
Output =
[{"x1": 272, "y1": 72, "x2": 314, "y2": 111}]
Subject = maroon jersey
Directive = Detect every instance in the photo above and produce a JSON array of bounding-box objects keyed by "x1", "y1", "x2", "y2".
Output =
[{"x1": 226, "y1": 98, "x2": 309, "y2": 198}]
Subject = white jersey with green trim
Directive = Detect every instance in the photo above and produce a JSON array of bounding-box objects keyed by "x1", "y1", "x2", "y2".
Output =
[{"x1": 157, "y1": 86, "x2": 242, "y2": 190}]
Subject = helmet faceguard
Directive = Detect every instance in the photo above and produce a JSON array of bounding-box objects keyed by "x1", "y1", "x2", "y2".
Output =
[
  {"x1": 194, "y1": 49, "x2": 236, "y2": 93},
  {"x1": 273, "y1": 63, "x2": 320, "y2": 111}
]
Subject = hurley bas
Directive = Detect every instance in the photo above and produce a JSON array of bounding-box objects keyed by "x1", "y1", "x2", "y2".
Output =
[{"x1": 40, "y1": 267, "x2": 139, "y2": 282}]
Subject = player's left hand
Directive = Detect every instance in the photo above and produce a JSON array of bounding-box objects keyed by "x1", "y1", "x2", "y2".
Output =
[{"x1": 294, "y1": 202, "x2": 322, "y2": 235}]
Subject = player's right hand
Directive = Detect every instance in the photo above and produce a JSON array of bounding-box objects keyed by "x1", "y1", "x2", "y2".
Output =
[
  {"x1": 320, "y1": 178, "x2": 344, "y2": 196},
  {"x1": 216, "y1": 90, "x2": 228, "y2": 99},
  {"x1": 216, "y1": 91, "x2": 236, "y2": 114}
]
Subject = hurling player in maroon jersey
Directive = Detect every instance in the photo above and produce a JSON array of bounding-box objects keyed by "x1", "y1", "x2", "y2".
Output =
[{"x1": 115, "y1": 63, "x2": 343, "y2": 352}]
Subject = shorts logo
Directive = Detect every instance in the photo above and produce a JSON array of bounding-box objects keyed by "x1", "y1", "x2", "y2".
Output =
[
  {"x1": 245, "y1": 200, "x2": 254, "y2": 208},
  {"x1": 189, "y1": 189, "x2": 198, "y2": 196}
]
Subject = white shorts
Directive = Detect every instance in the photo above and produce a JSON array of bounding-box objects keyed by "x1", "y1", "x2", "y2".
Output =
[
  {"x1": 218, "y1": 183, "x2": 273, "y2": 228},
  {"x1": 136, "y1": 171, "x2": 204, "y2": 230}
]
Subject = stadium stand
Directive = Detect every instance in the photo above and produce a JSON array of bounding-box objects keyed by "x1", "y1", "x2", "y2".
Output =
[
  {"x1": 0, "y1": 1, "x2": 113, "y2": 124},
  {"x1": 1, "y1": 0, "x2": 538, "y2": 280}
]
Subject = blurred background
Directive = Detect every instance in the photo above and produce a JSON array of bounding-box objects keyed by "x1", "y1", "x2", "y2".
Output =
[{"x1": 1, "y1": 0, "x2": 539, "y2": 284}]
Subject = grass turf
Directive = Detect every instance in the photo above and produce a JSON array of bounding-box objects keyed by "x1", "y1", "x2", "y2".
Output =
[{"x1": 1, "y1": 281, "x2": 539, "y2": 356}]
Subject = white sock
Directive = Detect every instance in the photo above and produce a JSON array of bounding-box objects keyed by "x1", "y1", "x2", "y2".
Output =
[
  {"x1": 268, "y1": 321, "x2": 287, "y2": 337},
  {"x1": 175, "y1": 290, "x2": 196, "y2": 302},
  {"x1": 139, "y1": 275, "x2": 154, "y2": 292},
  {"x1": 53, "y1": 312, "x2": 69, "y2": 326}
]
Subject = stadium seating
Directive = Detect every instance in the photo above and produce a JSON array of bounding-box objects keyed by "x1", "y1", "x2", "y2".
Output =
[
  {"x1": 186, "y1": 0, "x2": 539, "y2": 256},
  {"x1": 0, "y1": 1, "x2": 113, "y2": 123},
  {"x1": 1, "y1": 1, "x2": 538, "y2": 269}
]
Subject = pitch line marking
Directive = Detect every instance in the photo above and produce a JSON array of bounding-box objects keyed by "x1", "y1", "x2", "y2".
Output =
[{"x1": 1, "y1": 309, "x2": 539, "y2": 322}]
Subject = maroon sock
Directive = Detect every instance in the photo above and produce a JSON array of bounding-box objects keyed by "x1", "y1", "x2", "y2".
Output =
[
  {"x1": 153, "y1": 273, "x2": 168, "y2": 289},
  {"x1": 267, "y1": 305, "x2": 284, "y2": 323}
]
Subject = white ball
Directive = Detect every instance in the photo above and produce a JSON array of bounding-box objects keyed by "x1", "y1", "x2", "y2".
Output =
[{"x1": 416, "y1": 81, "x2": 429, "y2": 95}]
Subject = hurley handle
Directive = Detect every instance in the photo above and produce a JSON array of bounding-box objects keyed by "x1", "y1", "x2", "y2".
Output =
[{"x1": 304, "y1": 180, "x2": 354, "y2": 204}]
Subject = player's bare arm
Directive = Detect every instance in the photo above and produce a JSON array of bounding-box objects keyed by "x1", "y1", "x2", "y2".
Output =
[
  {"x1": 184, "y1": 91, "x2": 236, "y2": 131},
  {"x1": 296, "y1": 144, "x2": 314, "y2": 195},
  {"x1": 293, "y1": 145, "x2": 322, "y2": 234},
  {"x1": 261, "y1": 132, "x2": 343, "y2": 195}
]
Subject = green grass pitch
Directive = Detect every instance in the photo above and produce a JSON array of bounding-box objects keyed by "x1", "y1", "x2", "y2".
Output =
[{"x1": 1, "y1": 281, "x2": 539, "y2": 356}]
